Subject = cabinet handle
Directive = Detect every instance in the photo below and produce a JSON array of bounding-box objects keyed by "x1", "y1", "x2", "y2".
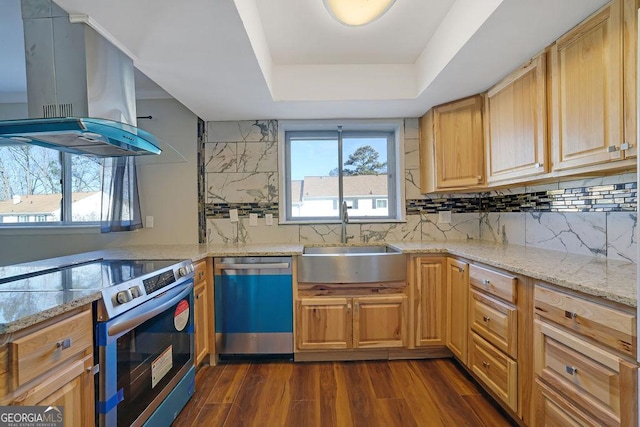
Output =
[
  {"x1": 564, "y1": 310, "x2": 578, "y2": 319},
  {"x1": 534, "y1": 162, "x2": 543, "y2": 168},
  {"x1": 347, "y1": 304, "x2": 352, "y2": 310},
  {"x1": 621, "y1": 142, "x2": 632, "y2": 150},
  {"x1": 565, "y1": 365, "x2": 578, "y2": 375},
  {"x1": 196, "y1": 294, "x2": 200, "y2": 300},
  {"x1": 458, "y1": 267, "x2": 465, "y2": 273},
  {"x1": 482, "y1": 315, "x2": 490, "y2": 323},
  {"x1": 354, "y1": 303, "x2": 359, "y2": 311},
  {"x1": 482, "y1": 361, "x2": 490, "y2": 369},
  {"x1": 56, "y1": 338, "x2": 72, "y2": 350},
  {"x1": 482, "y1": 279, "x2": 490, "y2": 287},
  {"x1": 607, "y1": 145, "x2": 619, "y2": 152}
]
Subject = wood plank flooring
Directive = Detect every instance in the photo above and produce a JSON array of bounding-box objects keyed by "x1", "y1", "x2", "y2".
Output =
[{"x1": 173, "y1": 359, "x2": 515, "y2": 427}]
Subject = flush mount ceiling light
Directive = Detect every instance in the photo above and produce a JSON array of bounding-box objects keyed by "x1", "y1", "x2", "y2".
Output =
[{"x1": 323, "y1": 0, "x2": 397, "y2": 26}]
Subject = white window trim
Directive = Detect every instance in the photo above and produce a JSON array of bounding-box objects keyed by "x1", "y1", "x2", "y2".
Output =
[{"x1": 278, "y1": 119, "x2": 406, "y2": 224}]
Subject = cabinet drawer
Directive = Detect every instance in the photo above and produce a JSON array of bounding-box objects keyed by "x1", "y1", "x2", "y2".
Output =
[
  {"x1": 535, "y1": 379, "x2": 602, "y2": 427},
  {"x1": 9, "y1": 310, "x2": 92, "y2": 390},
  {"x1": 534, "y1": 319, "x2": 637, "y2": 426},
  {"x1": 469, "y1": 264, "x2": 517, "y2": 303},
  {"x1": 469, "y1": 333, "x2": 517, "y2": 412},
  {"x1": 470, "y1": 290, "x2": 517, "y2": 358},
  {"x1": 194, "y1": 260, "x2": 207, "y2": 286},
  {"x1": 534, "y1": 285, "x2": 636, "y2": 358}
]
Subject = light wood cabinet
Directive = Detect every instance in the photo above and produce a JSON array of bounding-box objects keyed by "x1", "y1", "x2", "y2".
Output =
[
  {"x1": 420, "y1": 95, "x2": 485, "y2": 192},
  {"x1": 193, "y1": 259, "x2": 211, "y2": 366},
  {"x1": 469, "y1": 333, "x2": 518, "y2": 412},
  {"x1": 0, "y1": 306, "x2": 95, "y2": 426},
  {"x1": 533, "y1": 283, "x2": 638, "y2": 427},
  {"x1": 296, "y1": 295, "x2": 407, "y2": 350},
  {"x1": 297, "y1": 298, "x2": 352, "y2": 350},
  {"x1": 485, "y1": 52, "x2": 548, "y2": 184},
  {"x1": 414, "y1": 257, "x2": 446, "y2": 347},
  {"x1": 194, "y1": 281, "x2": 210, "y2": 366},
  {"x1": 296, "y1": 295, "x2": 407, "y2": 351},
  {"x1": 446, "y1": 258, "x2": 469, "y2": 365},
  {"x1": 549, "y1": 0, "x2": 637, "y2": 172}
]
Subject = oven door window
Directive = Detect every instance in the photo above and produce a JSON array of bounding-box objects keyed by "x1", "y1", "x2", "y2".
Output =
[{"x1": 116, "y1": 296, "x2": 193, "y2": 426}]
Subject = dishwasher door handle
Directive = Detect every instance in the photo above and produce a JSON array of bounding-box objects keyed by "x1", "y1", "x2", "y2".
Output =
[{"x1": 217, "y1": 262, "x2": 290, "y2": 270}]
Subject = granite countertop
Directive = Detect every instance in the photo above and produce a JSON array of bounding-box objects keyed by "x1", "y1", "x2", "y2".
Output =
[{"x1": 0, "y1": 241, "x2": 636, "y2": 335}]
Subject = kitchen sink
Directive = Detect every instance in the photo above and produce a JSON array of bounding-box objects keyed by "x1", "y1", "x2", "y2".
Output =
[{"x1": 298, "y1": 245, "x2": 406, "y2": 283}]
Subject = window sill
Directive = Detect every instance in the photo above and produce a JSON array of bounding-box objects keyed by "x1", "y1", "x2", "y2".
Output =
[{"x1": 0, "y1": 224, "x2": 102, "y2": 236}]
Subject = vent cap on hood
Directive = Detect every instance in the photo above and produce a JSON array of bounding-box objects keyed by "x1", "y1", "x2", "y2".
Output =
[{"x1": 0, "y1": 0, "x2": 162, "y2": 157}]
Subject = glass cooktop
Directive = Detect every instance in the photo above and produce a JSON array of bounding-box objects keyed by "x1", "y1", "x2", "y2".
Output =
[{"x1": 0, "y1": 259, "x2": 180, "y2": 292}]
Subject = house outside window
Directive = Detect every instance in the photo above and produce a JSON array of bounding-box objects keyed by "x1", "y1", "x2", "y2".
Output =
[
  {"x1": 279, "y1": 120, "x2": 405, "y2": 223},
  {"x1": 0, "y1": 145, "x2": 103, "y2": 226}
]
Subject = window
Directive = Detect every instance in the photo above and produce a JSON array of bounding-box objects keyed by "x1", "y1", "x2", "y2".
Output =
[
  {"x1": 0, "y1": 144, "x2": 103, "y2": 226},
  {"x1": 373, "y1": 199, "x2": 388, "y2": 209},
  {"x1": 280, "y1": 120, "x2": 404, "y2": 222}
]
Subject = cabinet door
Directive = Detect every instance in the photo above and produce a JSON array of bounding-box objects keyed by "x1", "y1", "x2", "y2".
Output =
[
  {"x1": 550, "y1": 0, "x2": 625, "y2": 171},
  {"x1": 433, "y1": 95, "x2": 485, "y2": 189},
  {"x1": 353, "y1": 295, "x2": 407, "y2": 349},
  {"x1": 446, "y1": 258, "x2": 469, "y2": 365},
  {"x1": 415, "y1": 257, "x2": 446, "y2": 347},
  {"x1": 486, "y1": 53, "x2": 547, "y2": 183},
  {"x1": 195, "y1": 282, "x2": 210, "y2": 366},
  {"x1": 296, "y1": 298, "x2": 351, "y2": 350},
  {"x1": 13, "y1": 355, "x2": 94, "y2": 427}
]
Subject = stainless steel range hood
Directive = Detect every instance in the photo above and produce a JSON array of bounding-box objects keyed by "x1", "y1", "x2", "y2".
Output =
[{"x1": 0, "y1": 0, "x2": 161, "y2": 157}]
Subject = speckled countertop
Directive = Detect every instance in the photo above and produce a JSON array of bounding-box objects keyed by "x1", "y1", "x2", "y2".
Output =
[{"x1": 0, "y1": 241, "x2": 636, "y2": 335}]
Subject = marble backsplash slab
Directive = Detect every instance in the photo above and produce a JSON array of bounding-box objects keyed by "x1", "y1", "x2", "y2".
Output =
[{"x1": 480, "y1": 212, "x2": 636, "y2": 262}]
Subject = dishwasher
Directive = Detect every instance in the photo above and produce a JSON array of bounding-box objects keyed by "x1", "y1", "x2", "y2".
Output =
[{"x1": 214, "y1": 257, "x2": 293, "y2": 356}]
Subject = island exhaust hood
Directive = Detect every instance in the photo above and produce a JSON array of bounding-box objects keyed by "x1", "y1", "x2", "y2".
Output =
[{"x1": 0, "y1": 0, "x2": 161, "y2": 157}]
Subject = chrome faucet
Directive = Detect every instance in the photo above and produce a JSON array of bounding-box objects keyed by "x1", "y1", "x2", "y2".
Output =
[{"x1": 341, "y1": 201, "x2": 355, "y2": 244}]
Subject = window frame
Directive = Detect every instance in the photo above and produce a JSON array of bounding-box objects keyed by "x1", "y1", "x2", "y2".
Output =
[
  {"x1": 278, "y1": 119, "x2": 405, "y2": 224},
  {"x1": 0, "y1": 149, "x2": 102, "y2": 228}
]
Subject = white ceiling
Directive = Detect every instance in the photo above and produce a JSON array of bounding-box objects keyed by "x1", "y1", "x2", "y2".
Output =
[{"x1": 1, "y1": 0, "x2": 610, "y2": 121}]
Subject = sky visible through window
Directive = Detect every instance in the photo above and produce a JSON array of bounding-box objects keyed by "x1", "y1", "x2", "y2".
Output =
[{"x1": 290, "y1": 137, "x2": 387, "y2": 180}]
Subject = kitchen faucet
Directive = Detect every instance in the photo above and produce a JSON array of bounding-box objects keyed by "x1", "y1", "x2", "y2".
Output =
[{"x1": 341, "y1": 201, "x2": 355, "y2": 244}]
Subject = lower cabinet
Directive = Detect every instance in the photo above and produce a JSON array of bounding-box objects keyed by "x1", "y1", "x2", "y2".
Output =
[
  {"x1": 0, "y1": 306, "x2": 95, "y2": 426},
  {"x1": 469, "y1": 333, "x2": 518, "y2": 412},
  {"x1": 533, "y1": 283, "x2": 638, "y2": 427},
  {"x1": 194, "y1": 280, "x2": 210, "y2": 366},
  {"x1": 296, "y1": 295, "x2": 408, "y2": 351},
  {"x1": 446, "y1": 258, "x2": 469, "y2": 365},
  {"x1": 414, "y1": 257, "x2": 446, "y2": 347}
]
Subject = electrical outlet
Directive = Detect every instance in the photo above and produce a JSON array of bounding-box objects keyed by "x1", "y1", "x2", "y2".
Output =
[
  {"x1": 265, "y1": 214, "x2": 273, "y2": 226},
  {"x1": 438, "y1": 210, "x2": 451, "y2": 224},
  {"x1": 229, "y1": 209, "x2": 239, "y2": 222},
  {"x1": 145, "y1": 216, "x2": 154, "y2": 228},
  {"x1": 249, "y1": 213, "x2": 258, "y2": 226}
]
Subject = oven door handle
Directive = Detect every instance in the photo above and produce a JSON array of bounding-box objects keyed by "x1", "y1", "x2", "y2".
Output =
[{"x1": 107, "y1": 282, "x2": 193, "y2": 337}]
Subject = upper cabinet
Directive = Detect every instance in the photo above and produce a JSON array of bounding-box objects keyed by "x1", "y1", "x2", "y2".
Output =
[
  {"x1": 420, "y1": 95, "x2": 485, "y2": 192},
  {"x1": 549, "y1": 0, "x2": 636, "y2": 171},
  {"x1": 485, "y1": 53, "x2": 548, "y2": 184}
]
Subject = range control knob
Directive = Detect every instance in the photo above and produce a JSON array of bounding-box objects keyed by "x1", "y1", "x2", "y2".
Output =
[
  {"x1": 178, "y1": 264, "x2": 193, "y2": 277},
  {"x1": 129, "y1": 286, "x2": 142, "y2": 299},
  {"x1": 116, "y1": 289, "x2": 133, "y2": 305}
]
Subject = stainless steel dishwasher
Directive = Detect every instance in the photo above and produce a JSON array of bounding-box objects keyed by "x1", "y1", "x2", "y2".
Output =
[{"x1": 214, "y1": 257, "x2": 293, "y2": 355}]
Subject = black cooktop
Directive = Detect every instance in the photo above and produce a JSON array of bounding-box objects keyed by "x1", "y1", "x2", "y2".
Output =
[{"x1": 0, "y1": 259, "x2": 180, "y2": 292}]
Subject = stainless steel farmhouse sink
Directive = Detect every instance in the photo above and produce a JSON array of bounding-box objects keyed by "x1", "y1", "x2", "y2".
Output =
[{"x1": 298, "y1": 245, "x2": 406, "y2": 283}]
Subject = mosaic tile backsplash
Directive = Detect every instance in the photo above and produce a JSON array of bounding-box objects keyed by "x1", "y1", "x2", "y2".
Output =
[{"x1": 201, "y1": 119, "x2": 637, "y2": 262}]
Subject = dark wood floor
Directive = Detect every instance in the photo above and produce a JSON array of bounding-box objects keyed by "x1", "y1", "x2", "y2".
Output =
[{"x1": 172, "y1": 358, "x2": 515, "y2": 427}]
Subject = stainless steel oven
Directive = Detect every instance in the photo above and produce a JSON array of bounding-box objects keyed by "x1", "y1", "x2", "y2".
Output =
[{"x1": 94, "y1": 259, "x2": 195, "y2": 427}]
